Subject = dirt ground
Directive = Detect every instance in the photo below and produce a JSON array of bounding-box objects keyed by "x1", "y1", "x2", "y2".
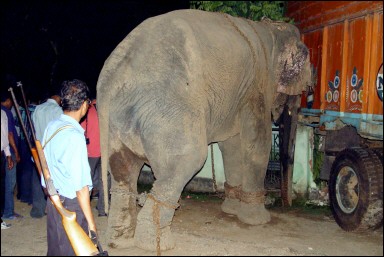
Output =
[{"x1": 1, "y1": 193, "x2": 383, "y2": 256}]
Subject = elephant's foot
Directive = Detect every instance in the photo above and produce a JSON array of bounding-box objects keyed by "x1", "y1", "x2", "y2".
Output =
[
  {"x1": 237, "y1": 190, "x2": 271, "y2": 225},
  {"x1": 134, "y1": 194, "x2": 177, "y2": 251},
  {"x1": 221, "y1": 197, "x2": 240, "y2": 215},
  {"x1": 221, "y1": 182, "x2": 241, "y2": 215},
  {"x1": 237, "y1": 202, "x2": 271, "y2": 225},
  {"x1": 135, "y1": 224, "x2": 175, "y2": 251},
  {"x1": 106, "y1": 190, "x2": 137, "y2": 242}
]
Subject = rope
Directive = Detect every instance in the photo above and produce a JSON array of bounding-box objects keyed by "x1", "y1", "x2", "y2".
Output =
[
  {"x1": 109, "y1": 188, "x2": 137, "y2": 197},
  {"x1": 221, "y1": 13, "x2": 256, "y2": 67},
  {"x1": 147, "y1": 194, "x2": 179, "y2": 256},
  {"x1": 221, "y1": 13, "x2": 270, "y2": 77},
  {"x1": 147, "y1": 194, "x2": 179, "y2": 210},
  {"x1": 210, "y1": 145, "x2": 218, "y2": 193},
  {"x1": 224, "y1": 182, "x2": 242, "y2": 199},
  {"x1": 244, "y1": 19, "x2": 269, "y2": 74},
  {"x1": 240, "y1": 190, "x2": 266, "y2": 204},
  {"x1": 152, "y1": 199, "x2": 161, "y2": 256}
]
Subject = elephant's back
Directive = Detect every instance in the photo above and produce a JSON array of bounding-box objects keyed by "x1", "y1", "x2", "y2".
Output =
[
  {"x1": 98, "y1": 9, "x2": 253, "y2": 95},
  {"x1": 96, "y1": 9, "x2": 259, "y2": 152}
]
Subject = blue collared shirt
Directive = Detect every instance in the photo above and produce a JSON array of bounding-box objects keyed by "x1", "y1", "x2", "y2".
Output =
[
  {"x1": 32, "y1": 98, "x2": 63, "y2": 142},
  {"x1": 41, "y1": 114, "x2": 92, "y2": 199},
  {"x1": 17, "y1": 104, "x2": 36, "y2": 143}
]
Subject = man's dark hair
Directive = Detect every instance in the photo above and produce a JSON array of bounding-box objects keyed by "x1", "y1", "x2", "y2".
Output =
[
  {"x1": 1, "y1": 74, "x2": 16, "y2": 102},
  {"x1": 0, "y1": 89, "x2": 11, "y2": 102},
  {"x1": 60, "y1": 79, "x2": 90, "y2": 111}
]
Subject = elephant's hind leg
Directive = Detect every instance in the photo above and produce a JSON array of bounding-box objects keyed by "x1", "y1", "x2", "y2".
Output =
[
  {"x1": 218, "y1": 136, "x2": 243, "y2": 215},
  {"x1": 107, "y1": 143, "x2": 144, "y2": 244},
  {"x1": 134, "y1": 193, "x2": 179, "y2": 251},
  {"x1": 134, "y1": 137, "x2": 208, "y2": 251}
]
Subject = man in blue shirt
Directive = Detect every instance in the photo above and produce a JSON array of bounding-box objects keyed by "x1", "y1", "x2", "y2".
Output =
[
  {"x1": 32, "y1": 93, "x2": 63, "y2": 142},
  {"x1": 41, "y1": 79, "x2": 97, "y2": 255},
  {"x1": 31, "y1": 92, "x2": 63, "y2": 218},
  {"x1": 1, "y1": 91, "x2": 22, "y2": 220}
]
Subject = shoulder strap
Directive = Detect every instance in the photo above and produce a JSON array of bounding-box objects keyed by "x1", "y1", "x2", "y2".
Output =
[{"x1": 42, "y1": 125, "x2": 74, "y2": 149}]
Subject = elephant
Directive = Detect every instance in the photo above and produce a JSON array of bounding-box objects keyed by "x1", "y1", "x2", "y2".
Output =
[{"x1": 96, "y1": 9, "x2": 311, "y2": 251}]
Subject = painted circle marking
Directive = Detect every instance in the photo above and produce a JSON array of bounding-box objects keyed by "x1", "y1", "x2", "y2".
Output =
[
  {"x1": 351, "y1": 74, "x2": 357, "y2": 87},
  {"x1": 358, "y1": 90, "x2": 363, "y2": 103},
  {"x1": 351, "y1": 89, "x2": 358, "y2": 103},
  {"x1": 377, "y1": 64, "x2": 383, "y2": 102},
  {"x1": 333, "y1": 90, "x2": 339, "y2": 102},
  {"x1": 334, "y1": 76, "x2": 340, "y2": 89}
]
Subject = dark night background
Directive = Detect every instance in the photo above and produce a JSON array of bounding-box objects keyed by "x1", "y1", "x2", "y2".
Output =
[{"x1": 0, "y1": 0, "x2": 190, "y2": 101}]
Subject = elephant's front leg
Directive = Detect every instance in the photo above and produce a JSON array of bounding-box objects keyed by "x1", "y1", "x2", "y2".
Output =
[{"x1": 237, "y1": 100, "x2": 272, "y2": 225}]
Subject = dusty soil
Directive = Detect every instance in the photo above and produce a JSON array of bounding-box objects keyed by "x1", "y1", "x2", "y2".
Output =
[{"x1": 1, "y1": 194, "x2": 383, "y2": 256}]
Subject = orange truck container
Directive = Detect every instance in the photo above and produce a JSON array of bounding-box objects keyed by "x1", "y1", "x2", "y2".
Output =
[{"x1": 287, "y1": 1, "x2": 383, "y2": 232}]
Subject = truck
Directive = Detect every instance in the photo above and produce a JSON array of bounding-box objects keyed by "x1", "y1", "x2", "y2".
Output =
[{"x1": 287, "y1": 1, "x2": 383, "y2": 231}]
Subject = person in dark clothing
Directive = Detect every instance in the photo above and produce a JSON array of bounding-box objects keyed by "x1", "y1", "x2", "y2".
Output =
[
  {"x1": 1, "y1": 91, "x2": 22, "y2": 220},
  {"x1": 1, "y1": 108, "x2": 14, "y2": 229}
]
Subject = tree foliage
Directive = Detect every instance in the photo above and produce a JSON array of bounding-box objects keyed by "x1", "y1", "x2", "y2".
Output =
[{"x1": 190, "y1": 1, "x2": 292, "y2": 22}]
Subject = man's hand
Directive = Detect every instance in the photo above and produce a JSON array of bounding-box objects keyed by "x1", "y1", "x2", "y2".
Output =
[
  {"x1": 89, "y1": 230, "x2": 98, "y2": 246},
  {"x1": 6, "y1": 156, "x2": 14, "y2": 170},
  {"x1": 15, "y1": 151, "x2": 21, "y2": 163},
  {"x1": 77, "y1": 186, "x2": 97, "y2": 240},
  {"x1": 8, "y1": 132, "x2": 20, "y2": 162}
]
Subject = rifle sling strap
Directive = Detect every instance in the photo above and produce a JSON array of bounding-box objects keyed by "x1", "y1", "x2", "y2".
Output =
[{"x1": 43, "y1": 125, "x2": 74, "y2": 149}]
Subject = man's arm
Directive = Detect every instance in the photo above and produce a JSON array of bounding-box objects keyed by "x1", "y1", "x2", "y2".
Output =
[
  {"x1": 4, "y1": 145, "x2": 14, "y2": 170},
  {"x1": 8, "y1": 131, "x2": 20, "y2": 162},
  {"x1": 2, "y1": 110, "x2": 14, "y2": 169},
  {"x1": 76, "y1": 185, "x2": 97, "y2": 233}
]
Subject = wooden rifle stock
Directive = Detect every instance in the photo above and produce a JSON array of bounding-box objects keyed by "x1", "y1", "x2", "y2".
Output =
[
  {"x1": 35, "y1": 140, "x2": 99, "y2": 256},
  {"x1": 31, "y1": 148, "x2": 43, "y2": 177}
]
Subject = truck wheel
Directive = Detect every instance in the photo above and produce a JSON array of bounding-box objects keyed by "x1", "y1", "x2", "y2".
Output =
[
  {"x1": 371, "y1": 147, "x2": 383, "y2": 189},
  {"x1": 371, "y1": 148, "x2": 383, "y2": 209},
  {"x1": 329, "y1": 147, "x2": 383, "y2": 231}
]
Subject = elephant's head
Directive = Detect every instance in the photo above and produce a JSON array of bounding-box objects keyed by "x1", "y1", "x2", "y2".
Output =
[{"x1": 267, "y1": 20, "x2": 312, "y2": 122}]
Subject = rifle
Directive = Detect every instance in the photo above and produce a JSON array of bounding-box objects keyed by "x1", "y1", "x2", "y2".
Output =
[
  {"x1": 9, "y1": 86, "x2": 107, "y2": 256},
  {"x1": 13, "y1": 82, "x2": 43, "y2": 177}
]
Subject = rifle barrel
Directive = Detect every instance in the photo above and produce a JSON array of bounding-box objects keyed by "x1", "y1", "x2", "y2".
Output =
[
  {"x1": 17, "y1": 81, "x2": 37, "y2": 141},
  {"x1": 10, "y1": 85, "x2": 43, "y2": 177},
  {"x1": 8, "y1": 87, "x2": 33, "y2": 150}
]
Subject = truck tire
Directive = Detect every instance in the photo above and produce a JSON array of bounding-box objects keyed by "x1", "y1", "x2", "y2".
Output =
[
  {"x1": 371, "y1": 147, "x2": 383, "y2": 209},
  {"x1": 329, "y1": 147, "x2": 383, "y2": 231}
]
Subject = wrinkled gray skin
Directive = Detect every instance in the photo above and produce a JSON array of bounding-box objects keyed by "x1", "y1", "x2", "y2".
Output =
[{"x1": 96, "y1": 9, "x2": 311, "y2": 251}]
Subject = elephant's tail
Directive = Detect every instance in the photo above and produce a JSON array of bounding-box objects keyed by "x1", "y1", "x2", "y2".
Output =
[{"x1": 96, "y1": 76, "x2": 111, "y2": 215}]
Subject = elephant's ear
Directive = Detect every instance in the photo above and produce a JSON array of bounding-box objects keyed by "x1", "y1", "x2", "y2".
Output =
[{"x1": 276, "y1": 37, "x2": 311, "y2": 95}]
